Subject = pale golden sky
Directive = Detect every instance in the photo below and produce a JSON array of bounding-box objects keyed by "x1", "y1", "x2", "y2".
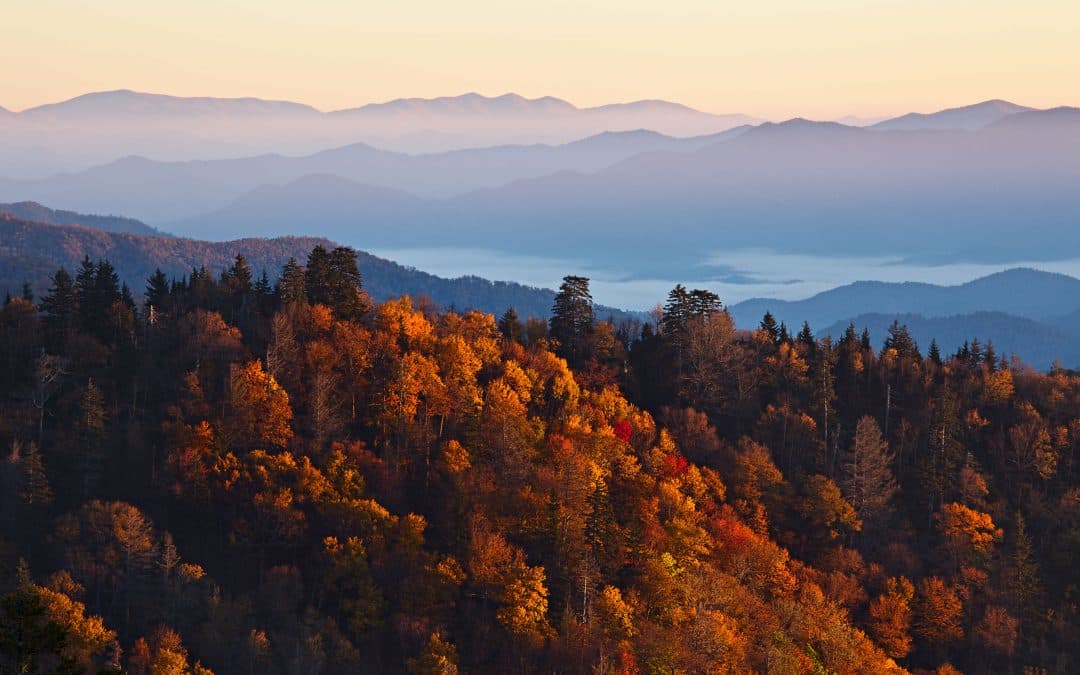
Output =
[{"x1": 4, "y1": 0, "x2": 1077, "y2": 118}]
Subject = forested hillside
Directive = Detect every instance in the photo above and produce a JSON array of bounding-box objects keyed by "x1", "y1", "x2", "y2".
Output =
[
  {"x1": 0, "y1": 214, "x2": 635, "y2": 321},
  {"x1": 0, "y1": 250, "x2": 1077, "y2": 673},
  {"x1": 0, "y1": 201, "x2": 161, "y2": 235}
]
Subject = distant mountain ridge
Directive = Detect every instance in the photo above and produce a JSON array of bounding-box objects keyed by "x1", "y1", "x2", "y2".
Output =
[
  {"x1": 729, "y1": 268, "x2": 1080, "y2": 330},
  {"x1": 0, "y1": 213, "x2": 638, "y2": 322},
  {"x1": 0, "y1": 90, "x2": 761, "y2": 174},
  {"x1": 870, "y1": 99, "x2": 1034, "y2": 131},
  {"x1": 0, "y1": 126, "x2": 751, "y2": 223},
  {"x1": 726, "y1": 268, "x2": 1080, "y2": 370},
  {"x1": 819, "y1": 311, "x2": 1080, "y2": 370},
  {"x1": 19, "y1": 89, "x2": 322, "y2": 119},
  {"x1": 157, "y1": 107, "x2": 1080, "y2": 279}
]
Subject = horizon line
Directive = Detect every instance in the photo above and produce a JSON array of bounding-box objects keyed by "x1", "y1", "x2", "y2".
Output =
[{"x1": 4, "y1": 87, "x2": 1068, "y2": 122}]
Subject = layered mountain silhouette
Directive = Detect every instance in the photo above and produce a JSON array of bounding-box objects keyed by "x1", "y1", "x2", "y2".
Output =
[
  {"x1": 0, "y1": 90, "x2": 759, "y2": 175},
  {"x1": 729, "y1": 269, "x2": 1080, "y2": 330},
  {"x1": 151, "y1": 107, "x2": 1080, "y2": 279},
  {"x1": 729, "y1": 269, "x2": 1080, "y2": 369},
  {"x1": 0, "y1": 127, "x2": 750, "y2": 223},
  {"x1": 870, "y1": 99, "x2": 1033, "y2": 130}
]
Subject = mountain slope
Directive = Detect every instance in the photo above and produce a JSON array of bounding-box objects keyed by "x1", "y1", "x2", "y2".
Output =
[
  {"x1": 730, "y1": 268, "x2": 1080, "y2": 330},
  {"x1": 820, "y1": 311, "x2": 1080, "y2": 370},
  {"x1": 871, "y1": 99, "x2": 1033, "y2": 130},
  {"x1": 166, "y1": 110, "x2": 1080, "y2": 280},
  {"x1": 0, "y1": 127, "x2": 751, "y2": 223},
  {"x1": 0, "y1": 214, "x2": 636, "y2": 321},
  {"x1": 20, "y1": 89, "x2": 321, "y2": 120},
  {"x1": 0, "y1": 200, "x2": 161, "y2": 235}
]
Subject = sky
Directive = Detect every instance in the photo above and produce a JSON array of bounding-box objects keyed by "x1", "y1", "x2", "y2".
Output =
[{"x1": 3, "y1": 1, "x2": 1078, "y2": 119}]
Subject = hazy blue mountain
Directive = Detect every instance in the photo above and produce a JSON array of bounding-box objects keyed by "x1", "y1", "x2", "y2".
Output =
[
  {"x1": 167, "y1": 109, "x2": 1080, "y2": 281},
  {"x1": 0, "y1": 90, "x2": 759, "y2": 175},
  {"x1": 0, "y1": 200, "x2": 161, "y2": 236},
  {"x1": 1046, "y1": 308, "x2": 1080, "y2": 339},
  {"x1": 819, "y1": 311, "x2": 1080, "y2": 370},
  {"x1": 0, "y1": 127, "x2": 750, "y2": 223},
  {"x1": 0, "y1": 213, "x2": 638, "y2": 322},
  {"x1": 871, "y1": 99, "x2": 1033, "y2": 131},
  {"x1": 730, "y1": 269, "x2": 1080, "y2": 330}
]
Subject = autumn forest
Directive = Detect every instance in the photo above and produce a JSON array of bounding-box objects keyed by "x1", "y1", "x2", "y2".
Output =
[{"x1": 1, "y1": 245, "x2": 1077, "y2": 674}]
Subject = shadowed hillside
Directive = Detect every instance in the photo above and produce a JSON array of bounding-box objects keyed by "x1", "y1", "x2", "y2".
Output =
[{"x1": 0, "y1": 213, "x2": 638, "y2": 321}]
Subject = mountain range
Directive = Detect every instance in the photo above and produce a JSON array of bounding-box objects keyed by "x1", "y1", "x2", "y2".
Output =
[
  {"x1": 143, "y1": 106, "x2": 1080, "y2": 281},
  {"x1": 4, "y1": 203, "x2": 1080, "y2": 368},
  {"x1": 729, "y1": 268, "x2": 1080, "y2": 330},
  {"x1": 0, "y1": 210, "x2": 636, "y2": 322},
  {"x1": 0, "y1": 90, "x2": 760, "y2": 176},
  {"x1": 0, "y1": 127, "x2": 750, "y2": 224},
  {"x1": 729, "y1": 269, "x2": 1080, "y2": 369},
  {"x1": 818, "y1": 312, "x2": 1080, "y2": 370}
]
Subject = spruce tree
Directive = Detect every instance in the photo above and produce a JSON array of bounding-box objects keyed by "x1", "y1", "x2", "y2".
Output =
[
  {"x1": 498, "y1": 307, "x2": 523, "y2": 344},
  {"x1": 860, "y1": 327, "x2": 872, "y2": 351},
  {"x1": 306, "y1": 246, "x2": 364, "y2": 319},
  {"x1": 19, "y1": 442, "x2": 53, "y2": 507},
  {"x1": 884, "y1": 320, "x2": 920, "y2": 360},
  {"x1": 39, "y1": 267, "x2": 78, "y2": 346},
  {"x1": 759, "y1": 311, "x2": 780, "y2": 344},
  {"x1": 145, "y1": 269, "x2": 170, "y2": 322},
  {"x1": 549, "y1": 275, "x2": 594, "y2": 367},
  {"x1": 927, "y1": 339, "x2": 942, "y2": 366},
  {"x1": 78, "y1": 378, "x2": 107, "y2": 497},
  {"x1": 278, "y1": 258, "x2": 307, "y2": 305},
  {"x1": 584, "y1": 479, "x2": 619, "y2": 577}
]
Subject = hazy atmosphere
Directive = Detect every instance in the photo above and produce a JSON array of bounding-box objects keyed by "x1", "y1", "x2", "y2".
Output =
[
  {"x1": 5, "y1": 1, "x2": 1079, "y2": 119},
  {"x1": 2, "y1": 3, "x2": 1079, "y2": 674}
]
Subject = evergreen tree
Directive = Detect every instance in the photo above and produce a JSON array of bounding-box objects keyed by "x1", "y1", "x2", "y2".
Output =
[
  {"x1": 778, "y1": 321, "x2": 792, "y2": 345},
  {"x1": 498, "y1": 307, "x2": 523, "y2": 344},
  {"x1": 759, "y1": 312, "x2": 780, "y2": 344},
  {"x1": 549, "y1": 275, "x2": 594, "y2": 367},
  {"x1": 306, "y1": 246, "x2": 365, "y2": 320},
  {"x1": 19, "y1": 442, "x2": 52, "y2": 507},
  {"x1": 797, "y1": 322, "x2": 815, "y2": 351},
  {"x1": 145, "y1": 269, "x2": 170, "y2": 323},
  {"x1": 860, "y1": 327, "x2": 872, "y2": 351},
  {"x1": 927, "y1": 339, "x2": 942, "y2": 366},
  {"x1": 254, "y1": 270, "x2": 273, "y2": 300},
  {"x1": 984, "y1": 341, "x2": 997, "y2": 372},
  {"x1": 660, "y1": 285, "x2": 692, "y2": 340},
  {"x1": 810, "y1": 336, "x2": 838, "y2": 463},
  {"x1": 921, "y1": 390, "x2": 963, "y2": 516},
  {"x1": 39, "y1": 267, "x2": 78, "y2": 346},
  {"x1": 224, "y1": 254, "x2": 253, "y2": 294},
  {"x1": 884, "y1": 320, "x2": 920, "y2": 360},
  {"x1": 278, "y1": 258, "x2": 307, "y2": 305},
  {"x1": 75, "y1": 258, "x2": 121, "y2": 337},
  {"x1": 584, "y1": 479, "x2": 620, "y2": 578},
  {"x1": 77, "y1": 378, "x2": 107, "y2": 497},
  {"x1": 1008, "y1": 512, "x2": 1041, "y2": 633},
  {"x1": 687, "y1": 288, "x2": 721, "y2": 318}
]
